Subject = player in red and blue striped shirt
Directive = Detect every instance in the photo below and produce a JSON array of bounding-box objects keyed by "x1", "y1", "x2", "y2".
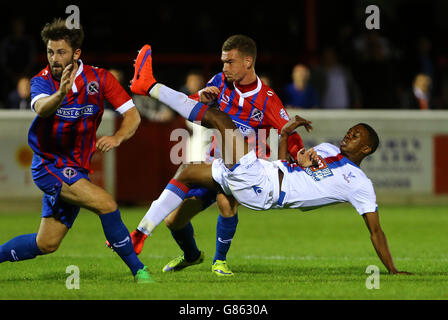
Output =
[
  {"x1": 0, "y1": 18, "x2": 152, "y2": 283},
  {"x1": 129, "y1": 36, "x2": 304, "y2": 277},
  {"x1": 29, "y1": 58, "x2": 135, "y2": 171}
]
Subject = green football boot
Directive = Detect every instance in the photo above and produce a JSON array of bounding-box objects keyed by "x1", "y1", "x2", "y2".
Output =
[
  {"x1": 162, "y1": 251, "x2": 205, "y2": 272},
  {"x1": 134, "y1": 266, "x2": 155, "y2": 284},
  {"x1": 211, "y1": 260, "x2": 234, "y2": 277}
]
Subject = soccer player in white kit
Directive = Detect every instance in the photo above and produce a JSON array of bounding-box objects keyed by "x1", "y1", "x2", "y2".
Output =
[{"x1": 130, "y1": 45, "x2": 410, "y2": 275}]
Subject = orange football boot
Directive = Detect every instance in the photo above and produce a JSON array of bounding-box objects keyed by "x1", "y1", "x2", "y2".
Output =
[
  {"x1": 130, "y1": 229, "x2": 148, "y2": 255},
  {"x1": 105, "y1": 229, "x2": 148, "y2": 255},
  {"x1": 130, "y1": 44, "x2": 157, "y2": 96}
]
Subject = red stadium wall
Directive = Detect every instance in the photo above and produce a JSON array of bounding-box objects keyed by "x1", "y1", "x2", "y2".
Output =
[
  {"x1": 434, "y1": 135, "x2": 448, "y2": 194},
  {"x1": 115, "y1": 116, "x2": 187, "y2": 205}
]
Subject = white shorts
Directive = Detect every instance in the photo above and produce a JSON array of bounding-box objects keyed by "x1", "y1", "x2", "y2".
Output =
[{"x1": 211, "y1": 150, "x2": 280, "y2": 211}]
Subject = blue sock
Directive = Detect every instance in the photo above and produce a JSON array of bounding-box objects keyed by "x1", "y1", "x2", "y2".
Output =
[
  {"x1": 99, "y1": 209, "x2": 144, "y2": 276},
  {"x1": 213, "y1": 213, "x2": 238, "y2": 263},
  {"x1": 0, "y1": 233, "x2": 43, "y2": 263},
  {"x1": 170, "y1": 222, "x2": 201, "y2": 262}
]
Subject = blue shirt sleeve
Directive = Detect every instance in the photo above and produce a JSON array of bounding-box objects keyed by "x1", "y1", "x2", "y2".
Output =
[
  {"x1": 206, "y1": 73, "x2": 223, "y2": 88},
  {"x1": 30, "y1": 76, "x2": 54, "y2": 110}
]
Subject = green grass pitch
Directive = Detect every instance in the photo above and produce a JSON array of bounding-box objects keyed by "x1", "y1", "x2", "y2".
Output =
[{"x1": 0, "y1": 204, "x2": 447, "y2": 300}]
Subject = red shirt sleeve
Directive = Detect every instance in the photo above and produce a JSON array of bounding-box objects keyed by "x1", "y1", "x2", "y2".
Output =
[
  {"x1": 103, "y1": 70, "x2": 134, "y2": 113},
  {"x1": 262, "y1": 92, "x2": 304, "y2": 160},
  {"x1": 188, "y1": 92, "x2": 200, "y2": 101}
]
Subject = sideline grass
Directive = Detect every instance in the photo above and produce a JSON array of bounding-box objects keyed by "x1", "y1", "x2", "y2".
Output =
[{"x1": 0, "y1": 204, "x2": 447, "y2": 300}]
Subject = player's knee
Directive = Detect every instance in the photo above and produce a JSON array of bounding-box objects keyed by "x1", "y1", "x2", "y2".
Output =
[
  {"x1": 36, "y1": 239, "x2": 61, "y2": 254},
  {"x1": 164, "y1": 215, "x2": 175, "y2": 229},
  {"x1": 176, "y1": 164, "x2": 195, "y2": 186},
  {"x1": 100, "y1": 199, "x2": 118, "y2": 214}
]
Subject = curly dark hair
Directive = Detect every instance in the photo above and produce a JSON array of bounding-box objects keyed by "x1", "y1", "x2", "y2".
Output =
[
  {"x1": 358, "y1": 123, "x2": 380, "y2": 155},
  {"x1": 41, "y1": 18, "x2": 84, "y2": 50}
]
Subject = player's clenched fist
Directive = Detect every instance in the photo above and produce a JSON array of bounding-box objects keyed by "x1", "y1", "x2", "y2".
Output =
[
  {"x1": 297, "y1": 148, "x2": 319, "y2": 168},
  {"x1": 199, "y1": 86, "x2": 220, "y2": 104},
  {"x1": 96, "y1": 135, "x2": 121, "y2": 152}
]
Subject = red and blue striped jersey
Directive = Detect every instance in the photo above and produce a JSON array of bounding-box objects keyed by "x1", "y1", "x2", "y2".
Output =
[
  {"x1": 192, "y1": 72, "x2": 303, "y2": 160},
  {"x1": 28, "y1": 60, "x2": 135, "y2": 172}
]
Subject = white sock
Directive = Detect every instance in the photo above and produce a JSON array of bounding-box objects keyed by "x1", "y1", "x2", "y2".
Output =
[
  {"x1": 149, "y1": 83, "x2": 208, "y2": 122},
  {"x1": 137, "y1": 180, "x2": 189, "y2": 235}
]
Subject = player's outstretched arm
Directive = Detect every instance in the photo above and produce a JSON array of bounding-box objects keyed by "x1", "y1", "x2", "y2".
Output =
[
  {"x1": 363, "y1": 211, "x2": 412, "y2": 275},
  {"x1": 96, "y1": 107, "x2": 141, "y2": 152},
  {"x1": 198, "y1": 86, "x2": 220, "y2": 104},
  {"x1": 34, "y1": 63, "x2": 78, "y2": 118},
  {"x1": 279, "y1": 115, "x2": 313, "y2": 161}
]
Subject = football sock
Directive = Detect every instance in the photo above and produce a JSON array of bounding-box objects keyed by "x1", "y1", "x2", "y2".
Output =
[
  {"x1": 99, "y1": 209, "x2": 144, "y2": 276},
  {"x1": 0, "y1": 233, "x2": 43, "y2": 263},
  {"x1": 149, "y1": 83, "x2": 209, "y2": 123},
  {"x1": 137, "y1": 179, "x2": 190, "y2": 236},
  {"x1": 213, "y1": 213, "x2": 238, "y2": 263},
  {"x1": 170, "y1": 222, "x2": 201, "y2": 262}
]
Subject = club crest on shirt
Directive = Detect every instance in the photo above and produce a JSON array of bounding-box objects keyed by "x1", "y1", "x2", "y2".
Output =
[
  {"x1": 343, "y1": 172, "x2": 356, "y2": 183},
  {"x1": 63, "y1": 167, "x2": 78, "y2": 179},
  {"x1": 87, "y1": 81, "x2": 99, "y2": 95},
  {"x1": 250, "y1": 108, "x2": 264, "y2": 123}
]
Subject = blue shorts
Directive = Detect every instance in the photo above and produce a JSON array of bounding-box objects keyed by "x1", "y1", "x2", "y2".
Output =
[
  {"x1": 186, "y1": 186, "x2": 217, "y2": 210},
  {"x1": 31, "y1": 154, "x2": 89, "y2": 229}
]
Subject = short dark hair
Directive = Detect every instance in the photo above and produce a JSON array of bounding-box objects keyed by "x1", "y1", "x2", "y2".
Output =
[
  {"x1": 222, "y1": 34, "x2": 257, "y2": 63},
  {"x1": 41, "y1": 18, "x2": 84, "y2": 50},
  {"x1": 358, "y1": 123, "x2": 379, "y2": 155}
]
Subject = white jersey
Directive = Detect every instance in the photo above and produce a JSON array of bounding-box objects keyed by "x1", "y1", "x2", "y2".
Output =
[{"x1": 274, "y1": 143, "x2": 377, "y2": 215}]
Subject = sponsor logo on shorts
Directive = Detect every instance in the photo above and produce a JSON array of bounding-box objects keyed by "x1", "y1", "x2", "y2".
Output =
[
  {"x1": 63, "y1": 167, "x2": 78, "y2": 179},
  {"x1": 253, "y1": 185, "x2": 263, "y2": 195}
]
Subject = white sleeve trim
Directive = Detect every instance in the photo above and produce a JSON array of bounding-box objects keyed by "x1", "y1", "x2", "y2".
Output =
[
  {"x1": 31, "y1": 93, "x2": 50, "y2": 112},
  {"x1": 115, "y1": 99, "x2": 135, "y2": 114}
]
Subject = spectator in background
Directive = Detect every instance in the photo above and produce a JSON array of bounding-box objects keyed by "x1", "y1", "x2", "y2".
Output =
[
  {"x1": 0, "y1": 17, "x2": 36, "y2": 104},
  {"x1": 259, "y1": 73, "x2": 271, "y2": 87},
  {"x1": 284, "y1": 64, "x2": 319, "y2": 109},
  {"x1": 353, "y1": 32, "x2": 399, "y2": 109},
  {"x1": 109, "y1": 68, "x2": 126, "y2": 89},
  {"x1": 401, "y1": 74, "x2": 432, "y2": 110},
  {"x1": 133, "y1": 94, "x2": 176, "y2": 122},
  {"x1": 6, "y1": 76, "x2": 30, "y2": 109},
  {"x1": 107, "y1": 67, "x2": 174, "y2": 122},
  {"x1": 312, "y1": 47, "x2": 361, "y2": 109},
  {"x1": 107, "y1": 68, "x2": 175, "y2": 121},
  {"x1": 180, "y1": 70, "x2": 206, "y2": 95}
]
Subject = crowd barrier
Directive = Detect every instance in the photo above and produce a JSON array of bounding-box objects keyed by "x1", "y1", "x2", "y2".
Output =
[{"x1": 1, "y1": 109, "x2": 447, "y2": 205}]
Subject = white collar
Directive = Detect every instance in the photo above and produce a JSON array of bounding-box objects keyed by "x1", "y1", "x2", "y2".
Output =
[
  {"x1": 72, "y1": 59, "x2": 84, "y2": 93},
  {"x1": 233, "y1": 76, "x2": 262, "y2": 98},
  {"x1": 233, "y1": 77, "x2": 262, "y2": 106}
]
